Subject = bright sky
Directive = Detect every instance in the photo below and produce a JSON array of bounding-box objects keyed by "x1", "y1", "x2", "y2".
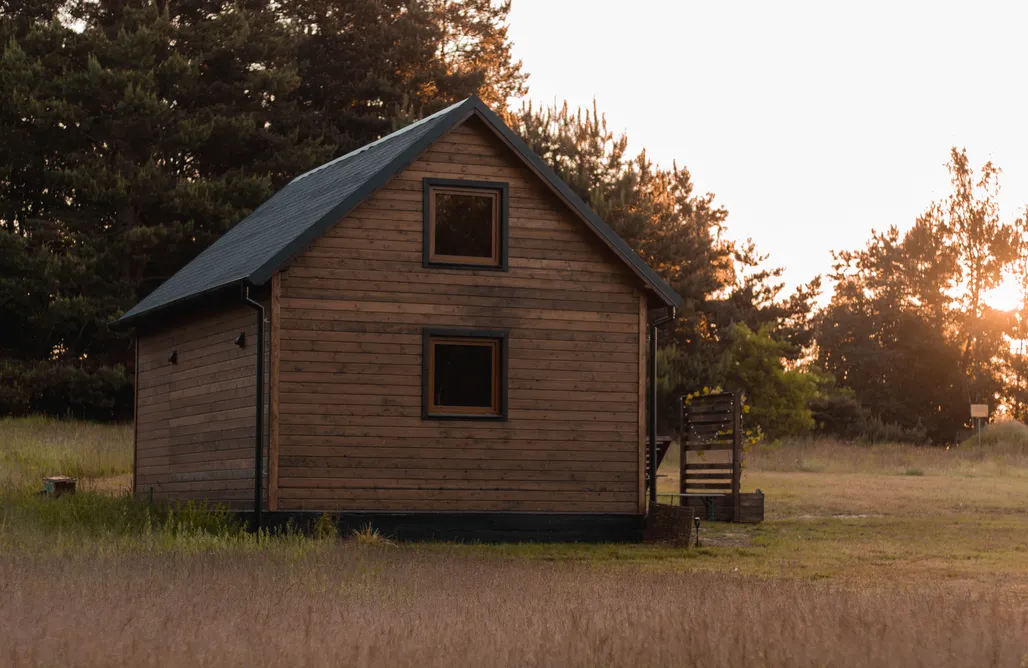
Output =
[{"x1": 507, "y1": 1, "x2": 1028, "y2": 306}]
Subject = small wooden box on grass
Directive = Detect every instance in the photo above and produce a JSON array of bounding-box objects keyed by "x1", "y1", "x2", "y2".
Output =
[
  {"x1": 41, "y1": 476, "x2": 76, "y2": 498},
  {"x1": 643, "y1": 505, "x2": 694, "y2": 546}
]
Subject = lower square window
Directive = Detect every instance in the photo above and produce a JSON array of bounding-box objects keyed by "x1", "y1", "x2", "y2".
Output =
[{"x1": 424, "y1": 330, "x2": 506, "y2": 419}]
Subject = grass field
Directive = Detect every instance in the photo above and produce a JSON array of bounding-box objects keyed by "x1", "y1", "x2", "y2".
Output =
[
  {"x1": 2, "y1": 417, "x2": 1027, "y2": 666},
  {"x1": 645, "y1": 436, "x2": 1028, "y2": 591},
  {"x1": 0, "y1": 416, "x2": 132, "y2": 493}
]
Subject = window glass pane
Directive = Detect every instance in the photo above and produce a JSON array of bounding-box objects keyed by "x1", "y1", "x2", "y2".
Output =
[
  {"x1": 434, "y1": 191, "x2": 494, "y2": 259},
  {"x1": 433, "y1": 342, "x2": 494, "y2": 409}
]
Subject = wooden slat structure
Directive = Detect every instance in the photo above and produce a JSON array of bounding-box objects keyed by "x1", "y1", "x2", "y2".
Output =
[
  {"x1": 680, "y1": 391, "x2": 740, "y2": 497},
  {"x1": 676, "y1": 391, "x2": 763, "y2": 523}
]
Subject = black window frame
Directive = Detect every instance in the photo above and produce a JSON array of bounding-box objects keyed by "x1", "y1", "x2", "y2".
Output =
[
  {"x1": 422, "y1": 178, "x2": 509, "y2": 271},
  {"x1": 422, "y1": 328, "x2": 509, "y2": 421}
]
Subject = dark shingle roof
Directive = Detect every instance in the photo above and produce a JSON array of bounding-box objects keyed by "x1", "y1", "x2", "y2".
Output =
[{"x1": 113, "y1": 97, "x2": 680, "y2": 328}]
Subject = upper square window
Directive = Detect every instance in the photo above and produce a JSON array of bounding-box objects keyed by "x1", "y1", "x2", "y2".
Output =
[{"x1": 423, "y1": 179, "x2": 508, "y2": 269}]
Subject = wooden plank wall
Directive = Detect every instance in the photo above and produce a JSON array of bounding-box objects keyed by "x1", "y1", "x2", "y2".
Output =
[
  {"x1": 135, "y1": 303, "x2": 268, "y2": 509},
  {"x1": 275, "y1": 117, "x2": 645, "y2": 514}
]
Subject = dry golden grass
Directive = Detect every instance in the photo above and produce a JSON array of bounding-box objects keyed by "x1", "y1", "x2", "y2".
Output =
[
  {"x1": 745, "y1": 435, "x2": 1028, "y2": 477},
  {"x1": 659, "y1": 432, "x2": 1028, "y2": 480},
  {"x1": 2, "y1": 545, "x2": 1026, "y2": 667},
  {"x1": 3, "y1": 418, "x2": 1028, "y2": 666},
  {"x1": 649, "y1": 434, "x2": 1028, "y2": 599}
]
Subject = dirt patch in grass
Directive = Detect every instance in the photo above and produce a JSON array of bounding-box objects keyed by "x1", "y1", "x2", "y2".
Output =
[{"x1": 80, "y1": 473, "x2": 132, "y2": 495}]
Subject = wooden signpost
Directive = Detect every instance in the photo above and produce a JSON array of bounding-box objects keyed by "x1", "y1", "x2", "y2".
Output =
[{"x1": 970, "y1": 404, "x2": 988, "y2": 447}]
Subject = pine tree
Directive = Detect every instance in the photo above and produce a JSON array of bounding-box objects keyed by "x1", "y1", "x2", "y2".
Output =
[
  {"x1": 815, "y1": 148, "x2": 1021, "y2": 442},
  {"x1": 1005, "y1": 207, "x2": 1028, "y2": 421},
  {"x1": 508, "y1": 100, "x2": 822, "y2": 436},
  {"x1": 0, "y1": 0, "x2": 527, "y2": 417}
]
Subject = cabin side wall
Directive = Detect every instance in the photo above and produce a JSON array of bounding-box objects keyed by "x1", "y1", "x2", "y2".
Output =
[
  {"x1": 135, "y1": 303, "x2": 268, "y2": 509},
  {"x1": 275, "y1": 118, "x2": 645, "y2": 514}
]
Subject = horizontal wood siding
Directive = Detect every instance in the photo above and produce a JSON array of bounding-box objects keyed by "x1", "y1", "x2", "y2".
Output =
[
  {"x1": 277, "y1": 117, "x2": 643, "y2": 514},
  {"x1": 135, "y1": 303, "x2": 268, "y2": 509}
]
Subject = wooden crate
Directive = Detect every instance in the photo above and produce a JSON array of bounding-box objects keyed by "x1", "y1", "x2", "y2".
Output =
[
  {"x1": 679, "y1": 492, "x2": 763, "y2": 523},
  {"x1": 644, "y1": 504, "x2": 694, "y2": 546},
  {"x1": 42, "y1": 476, "x2": 76, "y2": 498}
]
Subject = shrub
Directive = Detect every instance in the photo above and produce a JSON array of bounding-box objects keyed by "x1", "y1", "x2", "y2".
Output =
[
  {"x1": 723, "y1": 323, "x2": 819, "y2": 440},
  {"x1": 812, "y1": 392, "x2": 928, "y2": 444},
  {"x1": 313, "y1": 513, "x2": 339, "y2": 540},
  {"x1": 855, "y1": 415, "x2": 928, "y2": 444},
  {"x1": 0, "y1": 361, "x2": 131, "y2": 421},
  {"x1": 959, "y1": 420, "x2": 1028, "y2": 453}
]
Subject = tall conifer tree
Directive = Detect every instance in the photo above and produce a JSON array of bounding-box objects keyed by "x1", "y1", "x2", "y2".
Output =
[{"x1": 0, "y1": 0, "x2": 525, "y2": 417}]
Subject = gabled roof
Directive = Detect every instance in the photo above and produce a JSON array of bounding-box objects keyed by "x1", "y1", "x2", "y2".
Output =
[{"x1": 113, "y1": 97, "x2": 681, "y2": 328}]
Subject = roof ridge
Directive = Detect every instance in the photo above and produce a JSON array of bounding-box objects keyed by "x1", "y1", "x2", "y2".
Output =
[{"x1": 290, "y1": 98, "x2": 473, "y2": 184}]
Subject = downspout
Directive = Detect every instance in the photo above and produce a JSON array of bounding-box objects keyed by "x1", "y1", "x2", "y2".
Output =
[
  {"x1": 243, "y1": 283, "x2": 265, "y2": 532},
  {"x1": 649, "y1": 306, "x2": 676, "y2": 509}
]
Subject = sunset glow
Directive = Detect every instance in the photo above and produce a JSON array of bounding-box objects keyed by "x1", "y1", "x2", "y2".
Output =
[
  {"x1": 509, "y1": 1, "x2": 1028, "y2": 293},
  {"x1": 985, "y1": 273, "x2": 1025, "y2": 313}
]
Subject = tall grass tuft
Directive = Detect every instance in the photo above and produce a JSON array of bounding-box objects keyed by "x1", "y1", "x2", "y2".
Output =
[{"x1": 351, "y1": 522, "x2": 394, "y2": 547}]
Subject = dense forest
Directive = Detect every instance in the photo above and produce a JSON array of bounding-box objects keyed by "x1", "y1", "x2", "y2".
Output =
[{"x1": 2, "y1": 0, "x2": 1026, "y2": 444}]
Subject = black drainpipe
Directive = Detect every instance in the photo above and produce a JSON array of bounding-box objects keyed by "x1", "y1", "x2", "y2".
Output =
[
  {"x1": 243, "y1": 284, "x2": 265, "y2": 532},
  {"x1": 649, "y1": 306, "x2": 676, "y2": 509}
]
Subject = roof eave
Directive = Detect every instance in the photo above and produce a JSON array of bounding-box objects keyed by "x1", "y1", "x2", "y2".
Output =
[
  {"x1": 108, "y1": 278, "x2": 248, "y2": 331},
  {"x1": 246, "y1": 99, "x2": 480, "y2": 286},
  {"x1": 465, "y1": 100, "x2": 683, "y2": 309}
]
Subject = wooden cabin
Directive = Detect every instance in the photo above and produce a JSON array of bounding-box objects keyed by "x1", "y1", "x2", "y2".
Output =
[{"x1": 112, "y1": 97, "x2": 682, "y2": 541}]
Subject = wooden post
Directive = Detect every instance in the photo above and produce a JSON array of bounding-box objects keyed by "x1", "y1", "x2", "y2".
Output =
[
  {"x1": 268, "y1": 272, "x2": 281, "y2": 512},
  {"x1": 732, "y1": 390, "x2": 742, "y2": 522},
  {"x1": 132, "y1": 332, "x2": 139, "y2": 498},
  {"x1": 243, "y1": 286, "x2": 265, "y2": 531},
  {"x1": 679, "y1": 394, "x2": 687, "y2": 502},
  {"x1": 648, "y1": 325, "x2": 658, "y2": 508},
  {"x1": 637, "y1": 294, "x2": 647, "y2": 514}
]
